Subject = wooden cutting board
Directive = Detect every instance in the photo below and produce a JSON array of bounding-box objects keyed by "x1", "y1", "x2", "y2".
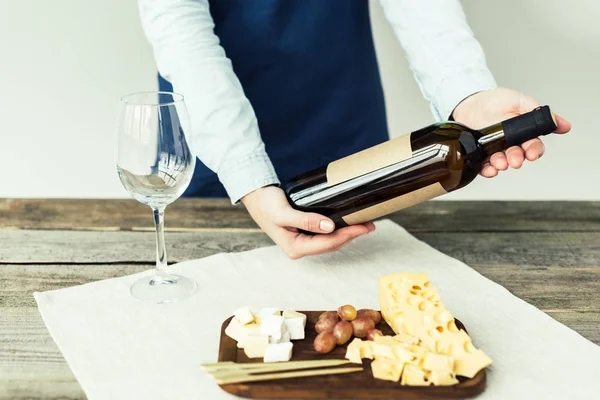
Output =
[{"x1": 217, "y1": 311, "x2": 486, "y2": 399}]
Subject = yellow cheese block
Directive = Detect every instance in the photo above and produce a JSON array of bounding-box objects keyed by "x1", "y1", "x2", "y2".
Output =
[
  {"x1": 360, "y1": 341, "x2": 374, "y2": 360},
  {"x1": 422, "y1": 352, "x2": 454, "y2": 373},
  {"x1": 236, "y1": 323, "x2": 261, "y2": 349},
  {"x1": 379, "y1": 272, "x2": 492, "y2": 379},
  {"x1": 401, "y1": 365, "x2": 429, "y2": 386},
  {"x1": 345, "y1": 338, "x2": 363, "y2": 364},
  {"x1": 454, "y1": 349, "x2": 492, "y2": 378},
  {"x1": 243, "y1": 335, "x2": 269, "y2": 358},
  {"x1": 371, "y1": 359, "x2": 404, "y2": 382},
  {"x1": 428, "y1": 371, "x2": 459, "y2": 386}
]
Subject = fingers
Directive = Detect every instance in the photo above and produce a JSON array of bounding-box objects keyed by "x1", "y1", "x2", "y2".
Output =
[
  {"x1": 286, "y1": 225, "x2": 371, "y2": 260},
  {"x1": 480, "y1": 161, "x2": 498, "y2": 178},
  {"x1": 521, "y1": 138, "x2": 545, "y2": 161},
  {"x1": 489, "y1": 153, "x2": 508, "y2": 171},
  {"x1": 278, "y1": 209, "x2": 336, "y2": 234},
  {"x1": 505, "y1": 146, "x2": 525, "y2": 169}
]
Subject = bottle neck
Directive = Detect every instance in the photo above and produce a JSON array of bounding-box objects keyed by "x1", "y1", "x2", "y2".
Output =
[{"x1": 477, "y1": 122, "x2": 506, "y2": 156}]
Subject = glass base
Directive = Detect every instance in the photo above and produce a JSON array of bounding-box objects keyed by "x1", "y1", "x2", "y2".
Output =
[{"x1": 130, "y1": 274, "x2": 197, "y2": 304}]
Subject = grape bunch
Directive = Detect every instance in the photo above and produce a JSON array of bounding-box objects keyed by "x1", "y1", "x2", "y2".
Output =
[{"x1": 313, "y1": 305, "x2": 383, "y2": 354}]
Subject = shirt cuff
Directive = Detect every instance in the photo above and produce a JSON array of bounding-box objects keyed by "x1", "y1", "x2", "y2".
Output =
[
  {"x1": 430, "y1": 68, "x2": 497, "y2": 121},
  {"x1": 217, "y1": 148, "x2": 281, "y2": 204}
]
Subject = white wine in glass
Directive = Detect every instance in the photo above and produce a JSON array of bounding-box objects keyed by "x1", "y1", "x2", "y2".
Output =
[{"x1": 116, "y1": 91, "x2": 196, "y2": 303}]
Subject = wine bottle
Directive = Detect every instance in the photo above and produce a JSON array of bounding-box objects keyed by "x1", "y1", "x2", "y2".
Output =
[{"x1": 284, "y1": 106, "x2": 558, "y2": 229}]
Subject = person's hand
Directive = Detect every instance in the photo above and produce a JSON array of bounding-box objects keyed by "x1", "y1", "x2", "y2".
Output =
[
  {"x1": 241, "y1": 186, "x2": 375, "y2": 259},
  {"x1": 452, "y1": 88, "x2": 571, "y2": 177}
]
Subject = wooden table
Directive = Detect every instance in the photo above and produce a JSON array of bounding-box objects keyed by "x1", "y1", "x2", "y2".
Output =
[{"x1": 1, "y1": 199, "x2": 599, "y2": 399}]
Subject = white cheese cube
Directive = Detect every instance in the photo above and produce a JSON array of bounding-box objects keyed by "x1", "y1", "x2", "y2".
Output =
[
  {"x1": 260, "y1": 315, "x2": 285, "y2": 337},
  {"x1": 243, "y1": 335, "x2": 269, "y2": 359},
  {"x1": 282, "y1": 311, "x2": 306, "y2": 340},
  {"x1": 258, "y1": 308, "x2": 281, "y2": 321},
  {"x1": 224, "y1": 318, "x2": 244, "y2": 342},
  {"x1": 234, "y1": 306, "x2": 255, "y2": 326},
  {"x1": 282, "y1": 310, "x2": 307, "y2": 326},
  {"x1": 264, "y1": 342, "x2": 293, "y2": 363},
  {"x1": 270, "y1": 331, "x2": 291, "y2": 344}
]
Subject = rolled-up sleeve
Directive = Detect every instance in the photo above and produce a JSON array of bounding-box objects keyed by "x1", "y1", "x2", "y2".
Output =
[
  {"x1": 379, "y1": 0, "x2": 498, "y2": 120},
  {"x1": 137, "y1": 0, "x2": 279, "y2": 203}
]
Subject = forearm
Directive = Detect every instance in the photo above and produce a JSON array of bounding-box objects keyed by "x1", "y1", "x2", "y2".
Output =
[{"x1": 137, "y1": 0, "x2": 279, "y2": 202}]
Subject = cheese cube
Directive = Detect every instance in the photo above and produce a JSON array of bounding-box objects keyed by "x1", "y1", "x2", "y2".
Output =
[
  {"x1": 260, "y1": 315, "x2": 285, "y2": 337},
  {"x1": 224, "y1": 318, "x2": 244, "y2": 342},
  {"x1": 234, "y1": 306, "x2": 255, "y2": 326},
  {"x1": 360, "y1": 341, "x2": 374, "y2": 360},
  {"x1": 270, "y1": 331, "x2": 291, "y2": 344},
  {"x1": 401, "y1": 365, "x2": 430, "y2": 386},
  {"x1": 243, "y1": 335, "x2": 269, "y2": 358},
  {"x1": 264, "y1": 342, "x2": 293, "y2": 363},
  {"x1": 422, "y1": 352, "x2": 454, "y2": 373},
  {"x1": 393, "y1": 346, "x2": 421, "y2": 365},
  {"x1": 372, "y1": 343, "x2": 396, "y2": 360},
  {"x1": 258, "y1": 308, "x2": 281, "y2": 320},
  {"x1": 236, "y1": 323, "x2": 261, "y2": 349},
  {"x1": 371, "y1": 359, "x2": 403, "y2": 382},
  {"x1": 428, "y1": 371, "x2": 459, "y2": 386},
  {"x1": 345, "y1": 338, "x2": 363, "y2": 364},
  {"x1": 454, "y1": 349, "x2": 492, "y2": 378},
  {"x1": 249, "y1": 307, "x2": 261, "y2": 323},
  {"x1": 282, "y1": 310, "x2": 306, "y2": 340}
]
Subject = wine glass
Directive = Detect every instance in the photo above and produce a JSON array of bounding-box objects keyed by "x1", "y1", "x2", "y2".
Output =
[{"x1": 116, "y1": 91, "x2": 197, "y2": 303}]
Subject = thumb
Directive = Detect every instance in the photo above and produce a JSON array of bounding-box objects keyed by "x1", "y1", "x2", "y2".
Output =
[
  {"x1": 518, "y1": 93, "x2": 571, "y2": 134},
  {"x1": 279, "y1": 209, "x2": 336, "y2": 234}
]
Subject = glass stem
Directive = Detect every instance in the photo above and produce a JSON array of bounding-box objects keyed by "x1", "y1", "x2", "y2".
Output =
[{"x1": 152, "y1": 207, "x2": 170, "y2": 281}]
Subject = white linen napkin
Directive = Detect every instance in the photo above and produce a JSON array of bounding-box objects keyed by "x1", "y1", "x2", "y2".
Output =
[{"x1": 34, "y1": 220, "x2": 600, "y2": 399}]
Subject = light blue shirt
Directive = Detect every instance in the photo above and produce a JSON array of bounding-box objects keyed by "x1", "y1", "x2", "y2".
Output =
[{"x1": 137, "y1": 0, "x2": 497, "y2": 203}]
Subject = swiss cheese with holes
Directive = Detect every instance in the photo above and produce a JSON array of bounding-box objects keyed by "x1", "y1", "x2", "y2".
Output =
[
  {"x1": 346, "y1": 273, "x2": 491, "y2": 385},
  {"x1": 379, "y1": 272, "x2": 492, "y2": 379}
]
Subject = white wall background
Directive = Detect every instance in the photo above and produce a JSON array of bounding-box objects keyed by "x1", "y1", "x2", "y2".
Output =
[{"x1": 1, "y1": 0, "x2": 598, "y2": 199}]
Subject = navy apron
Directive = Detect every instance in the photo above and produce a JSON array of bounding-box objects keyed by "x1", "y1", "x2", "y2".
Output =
[{"x1": 159, "y1": 0, "x2": 389, "y2": 197}]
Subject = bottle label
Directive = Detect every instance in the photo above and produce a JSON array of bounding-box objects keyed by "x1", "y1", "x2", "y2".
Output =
[
  {"x1": 341, "y1": 183, "x2": 447, "y2": 225},
  {"x1": 326, "y1": 134, "x2": 412, "y2": 186}
]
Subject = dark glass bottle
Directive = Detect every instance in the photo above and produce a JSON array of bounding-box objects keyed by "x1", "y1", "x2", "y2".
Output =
[{"x1": 285, "y1": 106, "x2": 558, "y2": 228}]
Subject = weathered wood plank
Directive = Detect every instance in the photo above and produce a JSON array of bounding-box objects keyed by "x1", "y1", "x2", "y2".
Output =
[
  {"x1": 0, "y1": 308, "x2": 84, "y2": 400},
  {"x1": 2, "y1": 229, "x2": 599, "y2": 268},
  {"x1": 2, "y1": 264, "x2": 600, "y2": 313},
  {"x1": 2, "y1": 199, "x2": 600, "y2": 233}
]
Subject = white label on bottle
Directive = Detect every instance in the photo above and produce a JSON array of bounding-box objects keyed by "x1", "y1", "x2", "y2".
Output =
[
  {"x1": 326, "y1": 134, "x2": 412, "y2": 186},
  {"x1": 341, "y1": 183, "x2": 447, "y2": 225}
]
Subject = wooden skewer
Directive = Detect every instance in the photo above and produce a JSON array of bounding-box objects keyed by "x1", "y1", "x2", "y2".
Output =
[
  {"x1": 215, "y1": 366, "x2": 364, "y2": 385},
  {"x1": 201, "y1": 359, "x2": 350, "y2": 373},
  {"x1": 210, "y1": 360, "x2": 353, "y2": 379}
]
